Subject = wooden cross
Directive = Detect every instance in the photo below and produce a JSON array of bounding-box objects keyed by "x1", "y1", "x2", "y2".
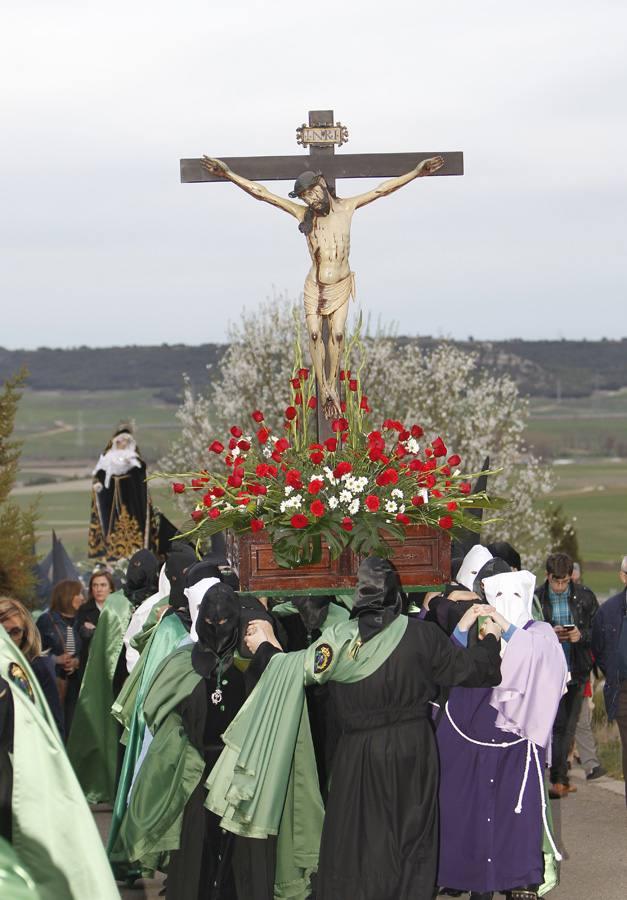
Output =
[{"x1": 181, "y1": 109, "x2": 463, "y2": 438}]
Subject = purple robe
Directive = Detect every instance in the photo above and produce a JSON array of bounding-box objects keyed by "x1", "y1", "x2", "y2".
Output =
[{"x1": 436, "y1": 622, "x2": 565, "y2": 894}]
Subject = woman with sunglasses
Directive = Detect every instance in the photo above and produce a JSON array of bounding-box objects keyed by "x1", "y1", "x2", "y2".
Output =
[{"x1": 0, "y1": 596, "x2": 64, "y2": 737}]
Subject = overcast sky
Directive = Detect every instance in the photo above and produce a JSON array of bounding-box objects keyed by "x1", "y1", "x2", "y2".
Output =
[{"x1": 2, "y1": 0, "x2": 626, "y2": 349}]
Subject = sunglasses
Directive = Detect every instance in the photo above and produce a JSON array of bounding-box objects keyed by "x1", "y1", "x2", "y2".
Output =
[{"x1": 5, "y1": 626, "x2": 24, "y2": 640}]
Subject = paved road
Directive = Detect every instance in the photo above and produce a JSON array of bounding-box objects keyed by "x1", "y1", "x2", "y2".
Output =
[{"x1": 94, "y1": 767, "x2": 627, "y2": 899}]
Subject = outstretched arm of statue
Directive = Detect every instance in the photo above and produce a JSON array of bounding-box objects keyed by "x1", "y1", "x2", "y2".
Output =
[
  {"x1": 350, "y1": 155, "x2": 445, "y2": 210},
  {"x1": 201, "y1": 156, "x2": 304, "y2": 219}
]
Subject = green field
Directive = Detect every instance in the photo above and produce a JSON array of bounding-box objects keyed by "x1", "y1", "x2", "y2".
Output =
[{"x1": 10, "y1": 387, "x2": 627, "y2": 599}]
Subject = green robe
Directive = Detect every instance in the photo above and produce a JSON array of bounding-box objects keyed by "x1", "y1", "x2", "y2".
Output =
[
  {"x1": 206, "y1": 615, "x2": 408, "y2": 899},
  {"x1": 66, "y1": 589, "x2": 132, "y2": 803},
  {"x1": 0, "y1": 837, "x2": 41, "y2": 900},
  {"x1": 0, "y1": 630, "x2": 119, "y2": 900},
  {"x1": 107, "y1": 611, "x2": 188, "y2": 870}
]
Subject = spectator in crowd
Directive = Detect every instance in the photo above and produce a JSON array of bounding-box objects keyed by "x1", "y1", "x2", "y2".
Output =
[
  {"x1": 0, "y1": 596, "x2": 64, "y2": 737},
  {"x1": 592, "y1": 555, "x2": 627, "y2": 805},
  {"x1": 535, "y1": 552, "x2": 599, "y2": 798},
  {"x1": 76, "y1": 569, "x2": 115, "y2": 674},
  {"x1": 568, "y1": 561, "x2": 606, "y2": 780},
  {"x1": 36, "y1": 579, "x2": 85, "y2": 737}
]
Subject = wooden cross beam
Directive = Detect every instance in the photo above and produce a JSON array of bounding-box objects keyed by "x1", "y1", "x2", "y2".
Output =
[
  {"x1": 181, "y1": 110, "x2": 463, "y2": 439},
  {"x1": 181, "y1": 109, "x2": 463, "y2": 190}
]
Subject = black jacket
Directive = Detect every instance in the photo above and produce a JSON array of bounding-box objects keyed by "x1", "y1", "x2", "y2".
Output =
[
  {"x1": 536, "y1": 580, "x2": 599, "y2": 683},
  {"x1": 75, "y1": 598, "x2": 101, "y2": 674}
]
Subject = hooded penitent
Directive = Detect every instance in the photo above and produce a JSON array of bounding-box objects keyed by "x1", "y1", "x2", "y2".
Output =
[
  {"x1": 191, "y1": 583, "x2": 241, "y2": 682},
  {"x1": 349, "y1": 557, "x2": 402, "y2": 643},
  {"x1": 184, "y1": 560, "x2": 221, "y2": 639},
  {"x1": 483, "y1": 570, "x2": 536, "y2": 630},
  {"x1": 164, "y1": 544, "x2": 198, "y2": 611},
  {"x1": 123, "y1": 550, "x2": 159, "y2": 607},
  {"x1": 455, "y1": 545, "x2": 493, "y2": 592}
]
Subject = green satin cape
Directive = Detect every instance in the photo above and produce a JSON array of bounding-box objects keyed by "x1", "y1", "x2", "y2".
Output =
[
  {"x1": 206, "y1": 615, "x2": 408, "y2": 899},
  {"x1": 0, "y1": 630, "x2": 119, "y2": 900},
  {"x1": 66, "y1": 589, "x2": 132, "y2": 803},
  {"x1": 107, "y1": 612, "x2": 187, "y2": 867},
  {"x1": 0, "y1": 837, "x2": 41, "y2": 900}
]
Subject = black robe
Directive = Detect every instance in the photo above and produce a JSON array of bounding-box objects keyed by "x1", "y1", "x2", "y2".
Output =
[
  {"x1": 315, "y1": 617, "x2": 501, "y2": 900},
  {"x1": 165, "y1": 664, "x2": 275, "y2": 900}
]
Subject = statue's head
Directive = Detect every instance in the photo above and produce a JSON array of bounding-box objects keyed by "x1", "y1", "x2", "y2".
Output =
[{"x1": 290, "y1": 171, "x2": 332, "y2": 234}]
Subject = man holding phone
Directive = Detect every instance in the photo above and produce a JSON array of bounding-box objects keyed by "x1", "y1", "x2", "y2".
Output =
[{"x1": 535, "y1": 552, "x2": 599, "y2": 798}]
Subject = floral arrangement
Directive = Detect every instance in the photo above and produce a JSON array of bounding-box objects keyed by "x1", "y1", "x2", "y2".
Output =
[{"x1": 158, "y1": 347, "x2": 502, "y2": 568}]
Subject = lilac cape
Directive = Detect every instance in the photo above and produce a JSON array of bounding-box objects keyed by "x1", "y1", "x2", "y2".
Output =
[{"x1": 436, "y1": 622, "x2": 567, "y2": 893}]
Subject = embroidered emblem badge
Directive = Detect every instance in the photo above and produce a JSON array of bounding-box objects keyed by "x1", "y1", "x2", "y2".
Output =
[
  {"x1": 8, "y1": 662, "x2": 34, "y2": 702},
  {"x1": 313, "y1": 643, "x2": 333, "y2": 674}
]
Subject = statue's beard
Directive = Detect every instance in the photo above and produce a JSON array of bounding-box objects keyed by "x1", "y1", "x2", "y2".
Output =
[{"x1": 308, "y1": 192, "x2": 330, "y2": 217}]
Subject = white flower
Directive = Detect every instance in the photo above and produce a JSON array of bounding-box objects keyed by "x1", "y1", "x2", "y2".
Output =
[
  {"x1": 323, "y1": 466, "x2": 337, "y2": 485},
  {"x1": 349, "y1": 498, "x2": 360, "y2": 515},
  {"x1": 280, "y1": 501, "x2": 287, "y2": 513},
  {"x1": 391, "y1": 488, "x2": 404, "y2": 499},
  {"x1": 232, "y1": 447, "x2": 241, "y2": 458},
  {"x1": 399, "y1": 504, "x2": 406, "y2": 513},
  {"x1": 310, "y1": 473, "x2": 323, "y2": 482},
  {"x1": 407, "y1": 438, "x2": 420, "y2": 454},
  {"x1": 419, "y1": 488, "x2": 429, "y2": 504},
  {"x1": 339, "y1": 489, "x2": 352, "y2": 504},
  {"x1": 284, "y1": 485, "x2": 294, "y2": 496},
  {"x1": 328, "y1": 496, "x2": 339, "y2": 509},
  {"x1": 262, "y1": 446, "x2": 272, "y2": 458},
  {"x1": 385, "y1": 500, "x2": 398, "y2": 513}
]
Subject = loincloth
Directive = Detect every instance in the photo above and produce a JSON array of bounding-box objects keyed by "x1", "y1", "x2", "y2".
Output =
[{"x1": 303, "y1": 271, "x2": 356, "y2": 317}]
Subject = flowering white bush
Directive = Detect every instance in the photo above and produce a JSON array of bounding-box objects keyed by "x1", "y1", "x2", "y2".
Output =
[{"x1": 159, "y1": 297, "x2": 554, "y2": 571}]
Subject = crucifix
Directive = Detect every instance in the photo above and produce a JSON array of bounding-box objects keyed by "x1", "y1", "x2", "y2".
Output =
[{"x1": 181, "y1": 109, "x2": 463, "y2": 439}]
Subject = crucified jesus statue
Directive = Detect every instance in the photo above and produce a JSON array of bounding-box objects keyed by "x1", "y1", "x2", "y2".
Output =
[{"x1": 201, "y1": 154, "x2": 444, "y2": 418}]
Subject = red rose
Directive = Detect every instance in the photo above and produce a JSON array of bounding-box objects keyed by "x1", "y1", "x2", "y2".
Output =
[
  {"x1": 341, "y1": 432, "x2": 348, "y2": 443},
  {"x1": 447, "y1": 501, "x2": 458, "y2": 511},
  {"x1": 271, "y1": 450, "x2": 282, "y2": 463},
  {"x1": 236, "y1": 494, "x2": 250, "y2": 506},
  {"x1": 230, "y1": 426, "x2": 243, "y2": 438},
  {"x1": 324, "y1": 437, "x2": 338, "y2": 452},
  {"x1": 209, "y1": 507, "x2": 221, "y2": 520},
  {"x1": 191, "y1": 509, "x2": 204, "y2": 522},
  {"x1": 249, "y1": 483, "x2": 267, "y2": 496},
  {"x1": 341, "y1": 401, "x2": 347, "y2": 412},
  {"x1": 285, "y1": 406, "x2": 297, "y2": 421},
  {"x1": 212, "y1": 486, "x2": 225, "y2": 498},
  {"x1": 394, "y1": 444, "x2": 407, "y2": 459},
  {"x1": 349, "y1": 378, "x2": 358, "y2": 392},
  {"x1": 257, "y1": 427, "x2": 270, "y2": 444},
  {"x1": 360, "y1": 396, "x2": 370, "y2": 411},
  {"x1": 202, "y1": 492, "x2": 212, "y2": 508},
  {"x1": 369, "y1": 448, "x2": 383, "y2": 462},
  {"x1": 310, "y1": 499, "x2": 325, "y2": 517},
  {"x1": 396, "y1": 512, "x2": 410, "y2": 525},
  {"x1": 275, "y1": 437, "x2": 290, "y2": 452},
  {"x1": 376, "y1": 467, "x2": 399, "y2": 487},
  {"x1": 252, "y1": 410, "x2": 264, "y2": 423},
  {"x1": 425, "y1": 447, "x2": 433, "y2": 458},
  {"x1": 172, "y1": 482, "x2": 185, "y2": 494},
  {"x1": 333, "y1": 461, "x2": 352, "y2": 478},
  {"x1": 233, "y1": 464, "x2": 245, "y2": 478},
  {"x1": 411, "y1": 425, "x2": 424, "y2": 438},
  {"x1": 424, "y1": 459, "x2": 437, "y2": 472},
  {"x1": 290, "y1": 378, "x2": 300, "y2": 389},
  {"x1": 365, "y1": 495, "x2": 380, "y2": 512},
  {"x1": 424, "y1": 473, "x2": 437, "y2": 489},
  {"x1": 209, "y1": 440, "x2": 224, "y2": 454},
  {"x1": 411, "y1": 495, "x2": 425, "y2": 506},
  {"x1": 399, "y1": 429, "x2": 410, "y2": 442},
  {"x1": 298, "y1": 368, "x2": 310, "y2": 380},
  {"x1": 237, "y1": 440, "x2": 251, "y2": 451},
  {"x1": 460, "y1": 481, "x2": 472, "y2": 495},
  {"x1": 339, "y1": 369, "x2": 346, "y2": 381},
  {"x1": 250, "y1": 518, "x2": 264, "y2": 532},
  {"x1": 308, "y1": 479, "x2": 324, "y2": 495},
  {"x1": 432, "y1": 437, "x2": 447, "y2": 458},
  {"x1": 332, "y1": 417, "x2": 349, "y2": 433},
  {"x1": 448, "y1": 454, "x2": 462, "y2": 467},
  {"x1": 294, "y1": 392, "x2": 302, "y2": 406},
  {"x1": 408, "y1": 459, "x2": 422, "y2": 472},
  {"x1": 438, "y1": 515, "x2": 453, "y2": 530},
  {"x1": 227, "y1": 475, "x2": 243, "y2": 488},
  {"x1": 310, "y1": 450, "x2": 324, "y2": 464},
  {"x1": 191, "y1": 477, "x2": 207, "y2": 488},
  {"x1": 228, "y1": 437, "x2": 237, "y2": 450},
  {"x1": 431, "y1": 489, "x2": 442, "y2": 498},
  {"x1": 307, "y1": 396, "x2": 317, "y2": 409},
  {"x1": 286, "y1": 469, "x2": 303, "y2": 489},
  {"x1": 440, "y1": 465, "x2": 451, "y2": 476},
  {"x1": 290, "y1": 513, "x2": 309, "y2": 529},
  {"x1": 340, "y1": 517, "x2": 353, "y2": 532}
]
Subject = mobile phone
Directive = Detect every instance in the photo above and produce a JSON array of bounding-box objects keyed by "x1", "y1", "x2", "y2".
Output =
[
  {"x1": 478, "y1": 614, "x2": 490, "y2": 636},
  {"x1": 560, "y1": 624, "x2": 576, "y2": 631}
]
